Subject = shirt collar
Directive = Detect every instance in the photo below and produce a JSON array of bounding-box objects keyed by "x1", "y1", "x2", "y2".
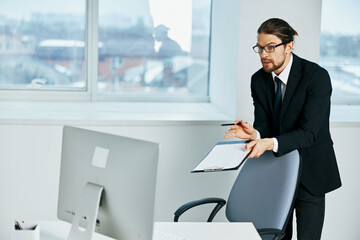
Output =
[{"x1": 271, "y1": 53, "x2": 293, "y2": 85}]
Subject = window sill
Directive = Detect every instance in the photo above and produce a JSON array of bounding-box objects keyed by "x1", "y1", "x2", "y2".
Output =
[
  {"x1": 0, "y1": 101, "x2": 232, "y2": 126},
  {"x1": 1, "y1": 102, "x2": 357, "y2": 127}
]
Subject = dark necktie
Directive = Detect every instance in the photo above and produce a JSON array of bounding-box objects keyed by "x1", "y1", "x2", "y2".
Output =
[{"x1": 273, "y1": 76, "x2": 282, "y2": 136}]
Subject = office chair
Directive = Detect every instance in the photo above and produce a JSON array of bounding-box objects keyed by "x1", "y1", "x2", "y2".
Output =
[{"x1": 174, "y1": 150, "x2": 301, "y2": 240}]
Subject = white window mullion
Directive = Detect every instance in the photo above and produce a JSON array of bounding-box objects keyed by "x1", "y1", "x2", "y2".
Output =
[{"x1": 86, "y1": 0, "x2": 99, "y2": 101}]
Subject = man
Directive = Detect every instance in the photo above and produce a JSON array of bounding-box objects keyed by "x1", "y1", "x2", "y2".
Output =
[
  {"x1": 225, "y1": 18, "x2": 341, "y2": 240},
  {"x1": 154, "y1": 24, "x2": 184, "y2": 58}
]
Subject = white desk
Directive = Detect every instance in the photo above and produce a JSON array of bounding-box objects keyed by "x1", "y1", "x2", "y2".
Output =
[
  {"x1": 39, "y1": 221, "x2": 261, "y2": 240},
  {"x1": 154, "y1": 222, "x2": 261, "y2": 240}
]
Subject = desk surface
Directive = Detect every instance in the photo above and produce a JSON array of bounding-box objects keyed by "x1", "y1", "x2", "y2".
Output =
[
  {"x1": 39, "y1": 221, "x2": 261, "y2": 240},
  {"x1": 154, "y1": 222, "x2": 261, "y2": 240}
]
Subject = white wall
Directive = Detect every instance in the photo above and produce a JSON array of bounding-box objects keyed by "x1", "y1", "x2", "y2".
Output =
[
  {"x1": 321, "y1": 126, "x2": 360, "y2": 240},
  {"x1": 209, "y1": 0, "x2": 241, "y2": 118}
]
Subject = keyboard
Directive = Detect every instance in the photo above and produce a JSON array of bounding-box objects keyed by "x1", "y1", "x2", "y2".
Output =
[{"x1": 153, "y1": 230, "x2": 186, "y2": 240}]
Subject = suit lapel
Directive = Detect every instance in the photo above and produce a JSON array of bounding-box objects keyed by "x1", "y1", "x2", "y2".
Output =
[
  {"x1": 280, "y1": 54, "x2": 302, "y2": 120},
  {"x1": 264, "y1": 71, "x2": 275, "y2": 115}
]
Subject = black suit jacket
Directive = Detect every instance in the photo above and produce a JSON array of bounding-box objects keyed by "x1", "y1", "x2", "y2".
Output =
[{"x1": 251, "y1": 53, "x2": 341, "y2": 196}]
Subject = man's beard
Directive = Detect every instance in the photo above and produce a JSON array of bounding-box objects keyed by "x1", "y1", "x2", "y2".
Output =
[{"x1": 261, "y1": 56, "x2": 285, "y2": 73}]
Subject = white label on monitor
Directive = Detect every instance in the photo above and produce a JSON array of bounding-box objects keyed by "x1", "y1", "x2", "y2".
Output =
[{"x1": 92, "y1": 147, "x2": 109, "y2": 169}]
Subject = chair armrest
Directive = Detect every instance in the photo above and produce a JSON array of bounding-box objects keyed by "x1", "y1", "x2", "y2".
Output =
[
  {"x1": 257, "y1": 228, "x2": 285, "y2": 240},
  {"x1": 174, "y1": 197, "x2": 226, "y2": 222}
]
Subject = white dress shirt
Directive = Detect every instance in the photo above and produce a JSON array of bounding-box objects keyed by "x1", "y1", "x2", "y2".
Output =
[{"x1": 256, "y1": 54, "x2": 294, "y2": 152}]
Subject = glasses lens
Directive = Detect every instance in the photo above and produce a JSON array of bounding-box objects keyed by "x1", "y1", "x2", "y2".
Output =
[
  {"x1": 253, "y1": 46, "x2": 260, "y2": 53},
  {"x1": 265, "y1": 46, "x2": 275, "y2": 53}
]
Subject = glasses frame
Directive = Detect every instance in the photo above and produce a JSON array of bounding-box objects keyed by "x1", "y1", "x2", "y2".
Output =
[{"x1": 253, "y1": 41, "x2": 291, "y2": 53}]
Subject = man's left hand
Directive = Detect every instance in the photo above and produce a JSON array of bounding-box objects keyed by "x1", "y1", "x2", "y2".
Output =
[{"x1": 245, "y1": 138, "x2": 274, "y2": 158}]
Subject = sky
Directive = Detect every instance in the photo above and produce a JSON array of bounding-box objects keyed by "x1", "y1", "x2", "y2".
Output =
[
  {"x1": 321, "y1": 0, "x2": 360, "y2": 35},
  {"x1": 0, "y1": 0, "x2": 85, "y2": 17}
]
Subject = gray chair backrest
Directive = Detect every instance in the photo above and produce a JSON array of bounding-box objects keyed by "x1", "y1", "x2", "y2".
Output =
[{"x1": 225, "y1": 150, "x2": 300, "y2": 231}]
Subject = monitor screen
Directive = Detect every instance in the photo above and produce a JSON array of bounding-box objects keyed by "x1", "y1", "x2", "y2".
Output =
[{"x1": 57, "y1": 126, "x2": 159, "y2": 240}]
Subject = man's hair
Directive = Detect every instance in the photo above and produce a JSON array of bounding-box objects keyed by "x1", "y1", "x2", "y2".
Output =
[{"x1": 258, "y1": 18, "x2": 298, "y2": 43}]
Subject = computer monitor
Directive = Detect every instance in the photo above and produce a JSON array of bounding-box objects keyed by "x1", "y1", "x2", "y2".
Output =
[{"x1": 57, "y1": 126, "x2": 159, "y2": 240}]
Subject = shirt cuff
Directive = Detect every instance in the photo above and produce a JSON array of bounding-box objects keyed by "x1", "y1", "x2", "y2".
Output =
[
  {"x1": 256, "y1": 130, "x2": 261, "y2": 140},
  {"x1": 272, "y1": 137, "x2": 279, "y2": 152}
]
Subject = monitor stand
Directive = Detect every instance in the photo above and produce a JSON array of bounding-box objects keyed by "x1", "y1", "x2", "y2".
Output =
[{"x1": 67, "y1": 182, "x2": 104, "y2": 240}]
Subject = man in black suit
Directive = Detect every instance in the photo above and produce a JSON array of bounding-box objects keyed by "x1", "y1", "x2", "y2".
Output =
[{"x1": 225, "y1": 18, "x2": 341, "y2": 240}]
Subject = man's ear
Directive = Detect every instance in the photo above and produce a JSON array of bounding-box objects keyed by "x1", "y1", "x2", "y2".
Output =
[{"x1": 286, "y1": 41, "x2": 294, "y2": 54}]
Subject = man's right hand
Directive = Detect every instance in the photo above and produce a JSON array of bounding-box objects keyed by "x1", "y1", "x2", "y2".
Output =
[{"x1": 224, "y1": 120, "x2": 257, "y2": 140}]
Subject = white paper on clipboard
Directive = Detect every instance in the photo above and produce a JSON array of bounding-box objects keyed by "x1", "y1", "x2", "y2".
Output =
[{"x1": 192, "y1": 141, "x2": 250, "y2": 172}]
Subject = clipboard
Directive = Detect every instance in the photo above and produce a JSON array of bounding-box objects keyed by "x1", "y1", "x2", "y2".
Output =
[{"x1": 192, "y1": 141, "x2": 250, "y2": 173}]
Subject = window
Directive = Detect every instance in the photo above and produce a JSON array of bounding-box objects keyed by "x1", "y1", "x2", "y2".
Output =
[
  {"x1": 320, "y1": 0, "x2": 360, "y2": 104},
  {"x1": 97, "y1": 0, "x2": 211, "y2": 100},
  {"x1": 0, "y1": 0, "x2": 86, "y2": 90},
  {"x1": 0, "y1": 0, "x2": 212, "y2": 101}
]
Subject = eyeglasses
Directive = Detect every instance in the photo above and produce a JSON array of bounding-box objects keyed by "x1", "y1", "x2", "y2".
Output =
[{"x1": 253, "y1": 41, "x2": 291, "y2": 53}]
